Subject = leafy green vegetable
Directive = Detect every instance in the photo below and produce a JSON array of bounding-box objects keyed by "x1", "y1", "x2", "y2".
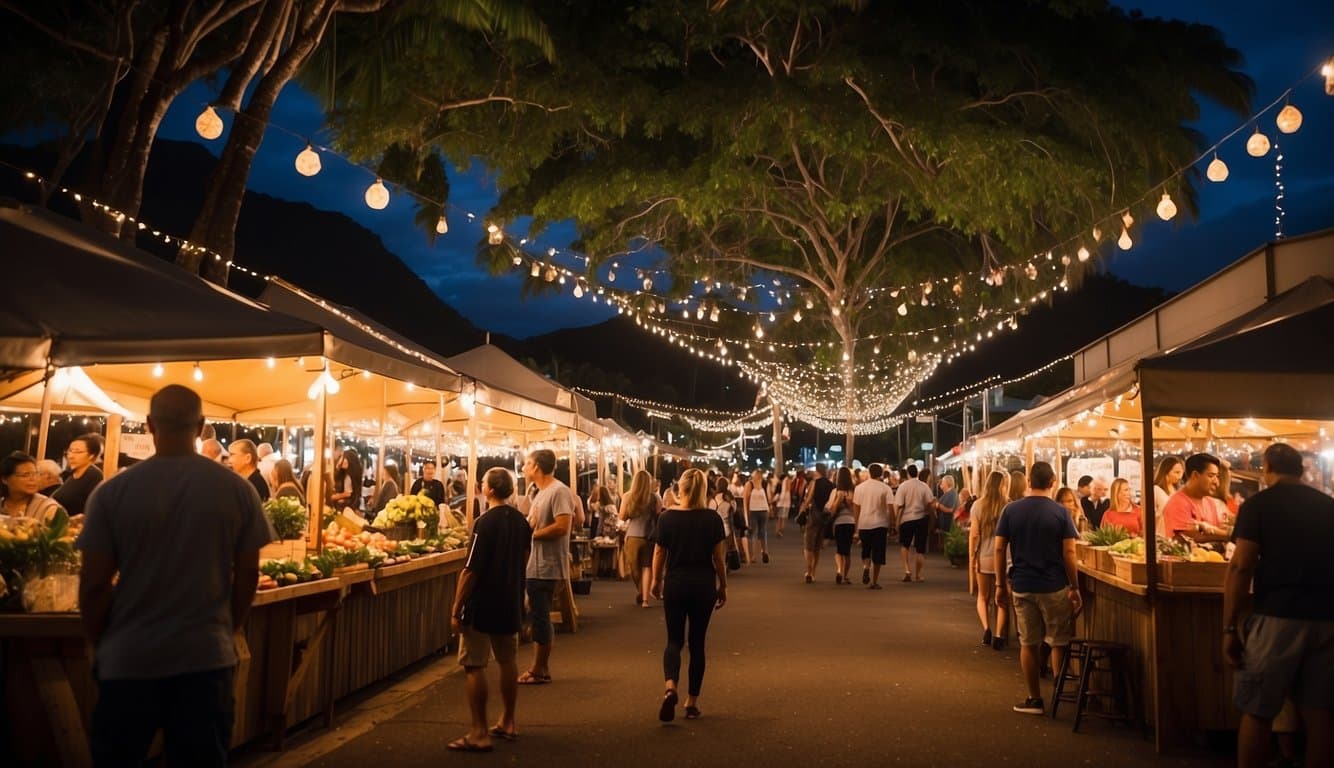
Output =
[
  {"x1": 264, "y1": 497, "x2": 308, "y2": 541},
  {"x1": 1083, "y1": 525, "x2": 1131, "y2": 547}
]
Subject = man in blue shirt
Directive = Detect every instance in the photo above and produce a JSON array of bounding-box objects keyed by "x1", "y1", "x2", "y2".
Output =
[{"x1": 995, "y1": 461, "x2": 1081, "y2": 715}]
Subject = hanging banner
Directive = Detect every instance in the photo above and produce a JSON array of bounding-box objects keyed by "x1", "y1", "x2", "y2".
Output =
[
  {"x1": 1066, "y1": 455, "x2": 1114, "y2": 489},
  {"x1": 1119, "y1": 458, "x2": 1144, "y2": 502},
  {"x1": 120, "y1": 432, "x2": 155, "y2": 460}
]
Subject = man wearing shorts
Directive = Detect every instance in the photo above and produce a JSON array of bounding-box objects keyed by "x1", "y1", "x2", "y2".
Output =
[
  {"x1": 995, "y1": 461, "x2": 1080, "y2": 715},
  {"x1": 450, "y1": 468, "x2": 532, "y2": 752},
  {"x1": 1224, "y1": 443, "x2": 1334, "y2": 768},
  {"x1": 800, "y1": 464, "x2": 835, "y2": 583},
  {"x1": 852, "y1": 463, "x2": 894, "y2": 588},
  {"x1": 895, "y1": 464, "x2": 934, "y2": 582}
]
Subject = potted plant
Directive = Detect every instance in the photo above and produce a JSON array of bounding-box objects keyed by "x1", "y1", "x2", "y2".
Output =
[
  {"x1": 943, "y1": 526, "x2": 969, "y2": 567},
  {"x1": 0, "y1": 510, "x2": 80, "y2": 612}
]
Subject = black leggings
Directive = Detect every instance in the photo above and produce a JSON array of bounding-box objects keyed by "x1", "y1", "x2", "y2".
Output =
[{"x1": 663, "y1": 579, "x2": 717, "y2": 697}]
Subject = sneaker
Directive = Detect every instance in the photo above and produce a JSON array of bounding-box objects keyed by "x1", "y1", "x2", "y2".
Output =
[
  {"x1": 1013, "y1": 697, "x2": 1044, "y2": 715},
  {"x1": 982, "y1": 629, "x2": 992, "y2": 646},
  {"x1": 861, "y1": 568, "x2": 870, "y2": 585},
  {"x1": 902, "y1": 573, "x2": 912, "y2": 582}
]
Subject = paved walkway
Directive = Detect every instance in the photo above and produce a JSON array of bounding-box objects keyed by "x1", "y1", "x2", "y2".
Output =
[{"x1": 246, "y1": 531, "x2": 1234, "y2": 768}]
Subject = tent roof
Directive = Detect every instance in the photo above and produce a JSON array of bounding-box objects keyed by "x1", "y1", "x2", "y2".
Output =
[
  {"x1": 259, "y1": 278, "x2": 461, "y2": 394},
  {"x1": 1137, "y1": 277, "x2": 1334, "y2": 418},
  {"x1": 445, "y1": 344, "x2": 590, "y2": 433},
  {"x1": 0, "y1": 203, "x2": 324, "y2": 369}
]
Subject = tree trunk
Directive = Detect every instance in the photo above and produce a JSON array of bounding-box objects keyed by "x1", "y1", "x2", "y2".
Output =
[
  {"x1": 841, "y1": 330, "x2": 856, "y2": 466},
  {"x1": 91, "y1": 26, "x2": 169, "y2": 234},
  {"x1": 771, "y1": 400, "x2": 783, "y2": 472}
]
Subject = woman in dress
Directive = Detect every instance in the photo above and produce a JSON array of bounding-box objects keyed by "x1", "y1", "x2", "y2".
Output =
[
  {"x1": 828, "y1": 466, "x2": 858, "y2": 585},
  {"x1": 270, "y1": 459, "x2": 306, "y2": 504},
  {"x1": 743, "y1": 469, "x2": 771, "y2": 564},
  {"x1": 969, "y1": 470, "x2": 1010, "y2": 650},
  {"x1": 620, "y1": 470, "x2": 660, "y2": 607},
  {"x1": 1, "y1": 452, "x2": 64, "y2": 522},
  {"x1": 1100, "y1": 478, "x2": 1142, "y2": 535},
  {"x1": 651, "y1": 468, "x2": 727, "y2": 722}
]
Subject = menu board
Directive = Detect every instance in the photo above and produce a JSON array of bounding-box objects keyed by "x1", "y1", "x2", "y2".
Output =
[{"x1": 1066, "y1": 456, "x2": 1114, "y2": 489}]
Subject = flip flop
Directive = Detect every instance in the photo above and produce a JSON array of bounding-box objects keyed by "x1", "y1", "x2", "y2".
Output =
[
  {"x1": 517, "y1": 671, "x2": 552, "y2": 685},
  {"x1": 447, "y1": 736, "x2": 494, "y2": 753},
  {"x1": 489, "y1": 726, "x2": 518, "y2": 741},
  {"x1": 658, "y1": 689, "x2": 678, "y2": 722}
]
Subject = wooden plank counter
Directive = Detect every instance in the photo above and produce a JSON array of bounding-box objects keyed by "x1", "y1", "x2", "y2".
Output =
[
  {"x1": 0, "y1": 549, "x2": 466, "y2": 765},
  {"x1": 1076, "y1": 564, "x2": 1241, "y2": 753}
]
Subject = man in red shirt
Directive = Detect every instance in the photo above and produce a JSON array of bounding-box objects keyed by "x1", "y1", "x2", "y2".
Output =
[{"x1": 1160, "y1": 453, "x2": 1221, "y2": 538}]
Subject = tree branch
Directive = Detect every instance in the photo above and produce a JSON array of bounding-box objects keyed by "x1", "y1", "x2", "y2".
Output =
[{"x1": 0, "y1": 2, "x2": 123, "y2": 62}]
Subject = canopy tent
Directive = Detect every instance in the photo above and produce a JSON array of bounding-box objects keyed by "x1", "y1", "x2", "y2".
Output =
[
  {"x1": 0, "y1": 202, "x2": 325, "y2": 370},
  {"x1": 444, "y1": 344, "x2": 601, "y2": 437}
]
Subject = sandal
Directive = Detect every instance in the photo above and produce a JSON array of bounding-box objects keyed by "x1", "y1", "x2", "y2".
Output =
[
  {"x1": 517, "y1": 671, "x2": 551, "y2": 685},
  {"x1": 489, "y1": 726, "x2": 517, "y2": 741},
  {"x1": 447, "y1": 736, "x2": 494, "y2": 753},
  {"x1": 659, "y1": 689, "x2": 678, "y2": 722}
]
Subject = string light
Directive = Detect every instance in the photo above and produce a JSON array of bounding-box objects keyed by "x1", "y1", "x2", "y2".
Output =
[
  {"x1": 1275, "y1": 142, "x2": 1285, "y2": 239},
  {"x1": 192, "y1": 363, "x2": 204, "y2": 382},
  {"x1": 1155, "y1": 192, "x2": 1177, "y2": 221},
  {"x1": 194, "y1": 106, "x2": 223, "y2": 140},
  {"x1": 1206, "y1": 154, "x2": 1229, "y2": 182},
  {"x1": 364, "y1": 178, "x2": 390, "y2": 210},
  {"x1": 435, "y1": 212, "x2": 449, "y2": 234},
  {"x1": 1246, "y1": 126, "x2": 1271, "y2": 157},
  {"x1": 295, "y1": 143, "x2": 321, "y2": 176},
  {"x1": 1275, "y1": 102, "x2": 1303, "y2": 134}
]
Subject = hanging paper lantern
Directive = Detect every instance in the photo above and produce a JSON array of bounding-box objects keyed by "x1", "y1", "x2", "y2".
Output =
[
  {"x1": 1117, "y1": 228, "x2": 1133, "y2": 250},
  {"x1": 194, "y1": 106, "x2": 223, "y2": 140},
  {"x1": 1206, "y1": 155, "x2": 1229, "y2": 182},
  {"x1": 295, "y1": 144, "x2": 322, "y2": 176},
  {"x1": 435, "y1": 212, "x2": 449, "y2": 234},
  {"x1": 1077, "y1": 246, "x2": 1091, "y2": 262},
  {"x1": 1275, "y1": 104, "x2": 1302, "y2": 134},
  {"x1": 1246, "y1": 128, "x2": 1270, "y2": 157},
  {"x1": 364, "y1": 178, "x2": 390, "y2": 210},
  {"x1": 1156, "y1": 192, "x2": 1177, "y2": 221}
]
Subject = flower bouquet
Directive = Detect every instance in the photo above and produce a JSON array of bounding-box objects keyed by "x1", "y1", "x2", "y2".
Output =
[{"x1": 372, "y1": 493, "x2": 439, "y2": 540}]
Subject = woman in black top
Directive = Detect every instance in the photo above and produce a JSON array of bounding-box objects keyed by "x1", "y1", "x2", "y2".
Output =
[
  {"x1": 651, "y1": 468, "x2": 727, "y2": 722},
  {"x1": 331, "y1": 450, "x2": 363, "y2": 510}
]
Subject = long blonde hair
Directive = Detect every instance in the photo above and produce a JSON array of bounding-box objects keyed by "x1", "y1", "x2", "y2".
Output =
[
  {"x1": 1110, "y1": 478, "x2": 1133, "y2": 512},
  {"x1": 676, "y1": 468, "x2": 709, "y2": 509},
  {"x1": 621, "y1": 470, "x2": 656, "y2": 520},
  {"x1": 973, "y1": 471, "x2": 1011, "y2": 555}
]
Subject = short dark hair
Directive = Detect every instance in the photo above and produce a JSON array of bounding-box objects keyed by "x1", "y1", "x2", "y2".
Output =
[
  {"x1": 1029, "y1": 461, "x2": 1057, "y2": 491},
  {"x1": 815, "y1": 462, "x2": 827, "y2": 476},
  {"x1": 529, "y1": 449, "x2": 557, "y2": 476},
  {"x1": 1077, "y1": 475, "x2": 1093, "y2": 489},
  {"x1": 422, "y1": 460, "x2": 436, "y2": 469},
  {"x1": 905, "y1": 464, "x2": 919, "y2": 478},
  {"x1": 484, "y1": 467, "x2": 514, "y2": 500},
  {"x1": 2, "y1": 451, "x2": 36, "y2": 481},
  {"x1": 72, "y1": 433, "x2": 104, "y2": 459},
  {"x1": 1262, "y1": 443, "x2": 1303, "y2": 478},
  {"x1": 869, "y1": 463, "x2": 883, "y2": 479},
  {"x1": 1184, "y1": 453, "x2": 1220, "y2": 480}
]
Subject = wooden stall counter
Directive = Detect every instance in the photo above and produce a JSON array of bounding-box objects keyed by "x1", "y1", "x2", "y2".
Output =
[{"x1": 1076, "y1": 563, "x2": 1239, "y2": 753}]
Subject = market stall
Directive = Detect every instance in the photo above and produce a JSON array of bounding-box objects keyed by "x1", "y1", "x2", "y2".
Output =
[{"x1": 972, "y1": 228, "x2": 1334, "y2": 751}]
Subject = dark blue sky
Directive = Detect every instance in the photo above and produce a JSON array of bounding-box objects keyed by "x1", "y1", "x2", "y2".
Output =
[{"x1": 148, "y1": 1, "x2": 1334, "y2": 338}]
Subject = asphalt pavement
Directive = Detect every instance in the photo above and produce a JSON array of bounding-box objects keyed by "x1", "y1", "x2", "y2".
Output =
[{"x1": 243, "y1": 529, "x2": 1234, "y2": 768}]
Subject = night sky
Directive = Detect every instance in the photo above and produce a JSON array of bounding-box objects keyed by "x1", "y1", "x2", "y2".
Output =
[{"x1": 135, "y1": 2, "x2": 1334, "y2": 337}]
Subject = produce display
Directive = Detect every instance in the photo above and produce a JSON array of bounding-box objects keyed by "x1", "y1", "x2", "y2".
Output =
[
  {"x1": 1083, "y1": 525, "x2": 1132, "y2": 547},
  {"x1": 264, "y1": 496, "x2": 308, "y2": 541},
  {"x1": 1099, "y1": 535, "x2": 1229, "y2": 564},
  {"x1": 258, "y1": 558, "x2": 323, "y2": 589},
  {"x1": 372, "y1": 493, "x2": 440, "y2": 534}
]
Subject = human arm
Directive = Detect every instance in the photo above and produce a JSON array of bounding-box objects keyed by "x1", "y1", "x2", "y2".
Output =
[
  {"x1": 1222, "y1": 537, "x2": 1259, "y2": 668},
  {"x1": 712, "y1": 538, "x2": 728, "y2": 609},
  {"x1": 231, "y1": 548, "x2": 261, "y2": 632},
  {"x1": 650, "y1": 541, "x2": 668, "y2": 600},
  {"x1": 78, "y1": 550, "x2": 117, "y2": 647},
  {"x1": 450, "y1": 567, "x2": 478, "y2": 634},
  {"x1": 993, "y1": 536, "x2": 1010, "y2": 608},
  {"x1": 1063, "y1": 537, "x2": 1082, "y2": 616}
]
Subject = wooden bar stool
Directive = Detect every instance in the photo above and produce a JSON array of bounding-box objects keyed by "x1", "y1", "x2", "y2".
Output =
[
  {"x1": 1050, "y1": 638, "x2": 1087, "y2": 720},
  {"x1": 1072, "y1": 640, "x2": 1134, "y2": 732}
]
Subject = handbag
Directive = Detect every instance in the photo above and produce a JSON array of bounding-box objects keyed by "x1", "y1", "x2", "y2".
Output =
[{"x1": 725, "y1": 548, "x2": 742, "y2": 571}]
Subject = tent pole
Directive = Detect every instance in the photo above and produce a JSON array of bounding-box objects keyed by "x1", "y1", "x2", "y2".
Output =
[
  {"x1": 104, "y1": 415, "x2": 122, "y2": 477},
  {"x1": 35, "y1": 364, "x2": 54, "y2": 460},
  {"x1": 569, "y1": 431, "x2": 578, "y2": 496},
  {"x1": 1143, "y1": 409, "x2": 1158, "y2": 600},
  {"x1": 377, "y1": 379, "x2": 388, "y2": 500},
  {"x1": 465, "y1": 407, "x2": 478, "y2": 534},
  {"x1": 309, "y1": 387, "x2": 328, "y2": 555},
  {"x1": 616, "y1": 442, "x2": 624, "y2": 495},
  {"x1": 435, "y1": 393, "x2": 444, "y2": 477}
]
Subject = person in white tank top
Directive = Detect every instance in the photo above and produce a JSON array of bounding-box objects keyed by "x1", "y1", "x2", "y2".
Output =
[
  {"x1": 775, "y1": 473, "x2": 792, "y2": 538},
  {"x1": 743, "y1": 470, "x2": 771, "y2": 564}
]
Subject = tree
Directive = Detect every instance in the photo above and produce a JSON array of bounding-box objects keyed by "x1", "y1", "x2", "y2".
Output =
[{"x1": 326, "y1": 1, "x2": 1249, "y2": 461}]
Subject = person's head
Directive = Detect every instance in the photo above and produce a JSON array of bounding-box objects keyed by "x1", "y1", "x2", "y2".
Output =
[
  {"x1": 381, "y1": 462, "x2": 400, "y2": 487},
  {"x1": 1009, "y1": 469, "x2": 1027, "y2": 500},
  {"x1": 1090, "y1": 477, "x2": 1109, "y2": 501},
  {"x1": 1110, "y1": 478, "x2": 1132, "y2": 510},
  {"x1": 228, "y1": 439, "x2": 258, "y2": 474},
  {"x1": 905, "y1": 463, "x2": 918, "y2": 479},
  {"x1": 1077, "y1": 475, "x2": 1093, "y2": 495},
  {"x1": 835, "y1": 466, "x2": 855, "y2": 492},
  {"x1": 1260, "y1": 443, "x2": 1303, "y2": 486},
  {"x1": 596, "y1": 485, "x2": 613, "y2": 506},
  {"x1": 200, "y1": 438, "x2": 223, "y2": 461},
  {"x1": 750, "y1": 468, "x2": 764, "y2": 484},
  {"x1": 627, "y1": 469, "x2": 655, "y2": 508},
  {"x1": 982, "y1": 469, "x2": 1010, "y2": 503},
  {"x1": 422, "y1": 460, "x2": 436, "y2": 481},
  {"x1": 676, "y1": 468, "x2": 709, "y2": 508},
  {"x1": 273, "y1": 459, "x2": 299, "y2": 488},
  {"x1": 340, "y1": 450, "x2": 363, "y2": 477},
  {"x1": 257, "y1": 442, "x2": 274, "y2": 459},
  {"x1": 868, "y1": 463, "x2": 884, "y2": 480},
  {"x1": 483, "y1": 467, "x2": 515, "y2": 502},
  {"x1": 815, "y1": 462, "x2": 828, "y2": 478},
  {"x1": 36, "y1": 459, "x2": 62, "y2": 488},
  {"x1": 714, "y1": 475, "x2": 732, "y2": 500},
  {"x1": 148, "y1": 385, "x2": 205, "y2": 452},
  {"x1": 1154, "y1": 455, "x2": 1185, "y2": 491},
  {"x1": 939, "y1": 475, "x2": 954, "y2": 492},
  {"x1": 524, "y1": 449, "x2": 557, "y2": 483},
  {"x1": 65, "y1": 433, "x2": 103, "y2": 471},
  {"x1": 1212, "y1": 463, "x2": 1232, "y2": 502},
  {"x1": 1182, "y1": 453, "x2": 1221, "y2": 498},
  {"x1": 1027, "y1": 461, "x2": 1056, "y2": 493},
  {"x1": 1, "y1": 451, "x2": 38, "y2": 500},
  {"x1": 1055, "y1": 486, "x2": 1079, "y2": 517}
]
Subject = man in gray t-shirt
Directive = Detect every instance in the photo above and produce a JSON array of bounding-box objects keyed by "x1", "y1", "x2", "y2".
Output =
[
  {"x1": 518, "y1": 449, "x2": 574, "y2": 685},
  {"x1": 77, "y1": 385, "x2": 275, "y2": 766}
]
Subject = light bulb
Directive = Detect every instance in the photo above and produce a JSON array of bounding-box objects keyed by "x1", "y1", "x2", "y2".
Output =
[
  {"x1": 897, "y1": 303, "x2": 908, "y2": 316},
  {"x1": 266, "y1": 357, "x2": 276, "y2": 368},
  {"x1": 709, "y1": 306, "x2": 720, "y2": 322},
  {"x1": 1275, "y1": 104, "x2": 1302, "y2": 134},
  {"x1": 512, "y1": 255, "x2": 523, "y2": 266},
  {"x1": 1091, "y1": 226, "x2": 1102, "y2": 241},
  {"x1": 1246, "y1": 128, "x2": 1270, "y2": 157},
  {"x1": 1206, "y1": 154, "x2": 1229, "y2": 182},
  {"x1": 364, "y1": 178, "x2": 389, "y2": 209},
  {"x1": 545, "y1": 266, "x2": 556, "y2": 283},
  {"x1": 152, "y1": 363, "x2": 164, "y2": 378},
  {"x1": 192, "y1": 363, "x2": 204, "y2": 382},
  {"x1": 793, "y1": 309, "x2": 802, "y2": 322},
  {"x1": 530, "y1": 262, "x2": 540, "y2": 277},
  {"x1": 574, "y1": 283, "x2": 584, "y2": 298},
  {"x1": 295, "y1": 143, "x2": 321, "y2": 176},
  {"x1": 1156, "y1": 192, "x2": 1177, "y2": 221},
  {"x1": 435, "y1": 213, "x2": 448, "y2": 234},
  {"x1": 642, "y1": 276, "x2": 653, "y2": 291},
  {"x1": 831, "y1": 305, "x2": 841, "y2": 317},
  {"x1": 1121, "y1": 210, "x2": 1134, "y2": 229},
  {"x1": 1077, "y1": 246, "x2": 1090, "y2": 262},
  {"x1": 607, "y1": 270, "x2": 616, "y2": 282},
  {"x1": 486, "y1": 223, "x2": 503, "y2": 245},
  {"x1": 754, "y1": 324, "x2": 764, "y2": 339},
  {"x1": 194, "y1": 106, "x2": 223, "y2": 140},
  {"x1": 1117, "y1": 228, "x2": 1133, "y2": 250}
]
